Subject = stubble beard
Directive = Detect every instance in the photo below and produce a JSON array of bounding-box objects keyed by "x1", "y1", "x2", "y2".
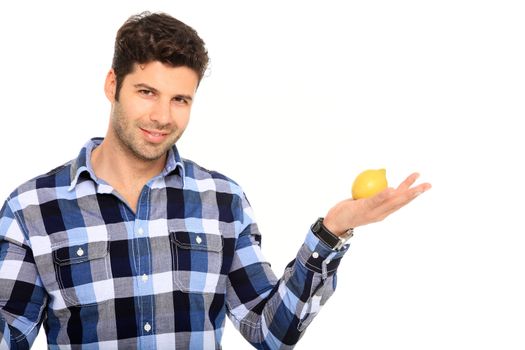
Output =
[{"x1": 111, "y1": 102, "x2": 181, "y2": 162}]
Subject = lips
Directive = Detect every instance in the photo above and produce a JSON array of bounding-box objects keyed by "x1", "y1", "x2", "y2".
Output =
[{"x1": 140, "y1": 128, "x2": 169, "y2": 144}]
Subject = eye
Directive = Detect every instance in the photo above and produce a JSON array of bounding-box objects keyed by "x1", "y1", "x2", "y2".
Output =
[
  {"x1": 138, "y1": 89, "x2": 155, "y2": 96},
  {"x1": 173, "y1": 96, "x2": 189, "y2": 105}
]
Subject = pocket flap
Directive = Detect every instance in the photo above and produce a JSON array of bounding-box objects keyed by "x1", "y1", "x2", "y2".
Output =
[
  {"x1": 170, "y1": 231, "x2": 223, "y2": 252},
  {"x1": 53, "y1": 241, "x2": 108, "y2": 266}
]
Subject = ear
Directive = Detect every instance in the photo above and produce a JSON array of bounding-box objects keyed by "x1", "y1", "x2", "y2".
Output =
[{"x1": 104, "y1": 69, "x2": 117, "y2": 102}]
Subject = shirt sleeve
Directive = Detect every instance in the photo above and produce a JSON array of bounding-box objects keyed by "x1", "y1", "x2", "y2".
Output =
[
  {"x1": 0, "y1": 200, "x2": 47, "y2": 349},
  {"x1": 226, "y1": 193, "x2": 349, "y2": 349}
]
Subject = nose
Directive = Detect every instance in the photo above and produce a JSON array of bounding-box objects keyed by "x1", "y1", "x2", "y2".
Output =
[{"x1": 149, "y1": 99, "x2": 172, "y2": 126}]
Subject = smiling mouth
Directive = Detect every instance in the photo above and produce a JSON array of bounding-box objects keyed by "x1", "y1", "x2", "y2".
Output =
[
  {"x1": 144, "y1": 130, "x2": 166, "y2": 136},
  {"x1": 140, "y1": 128, "x2": 170, "y2": 143}
]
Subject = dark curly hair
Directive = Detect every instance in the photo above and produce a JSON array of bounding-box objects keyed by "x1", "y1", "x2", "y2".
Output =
[{"x1": 112, "y1": 11, "x2": 209, "y2": 100}]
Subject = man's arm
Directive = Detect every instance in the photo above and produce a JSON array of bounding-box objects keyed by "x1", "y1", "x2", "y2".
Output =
[
  {"x1": 0, "y1": 200, "x2": 47, "y2": 349},
  {"x1": 226, "y1": 193, "x2": 349, "y2": 349},
  {"x1": 227, "y1": 173, "x2": 430, "y2": 349}
]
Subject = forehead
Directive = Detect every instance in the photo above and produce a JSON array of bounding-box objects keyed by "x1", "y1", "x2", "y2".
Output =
[{"x1": 124, "y1": 61, "x2": 199, "y2": 94}]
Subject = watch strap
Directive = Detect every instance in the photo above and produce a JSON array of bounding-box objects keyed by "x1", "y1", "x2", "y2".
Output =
[{"x1": 311, "y1": 217, "x2": 353, "y2": 250}]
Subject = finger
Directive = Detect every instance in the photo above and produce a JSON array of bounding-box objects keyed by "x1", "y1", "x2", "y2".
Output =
[
  {"x1": 411, "y1": 182, "x2": 432, "y2": 196},
  {"x1": 388, "y1": 182, "x2": 432, "y2": 211},
  {"x1": 368, "y1": 187, "x2": 395, "y2": 207},
  {"x1": 366, "y1": 181, "x2": 432, "y2": 225},
  {"x1": 397, "y1": 172, "x2": 420, "y2": 191}
]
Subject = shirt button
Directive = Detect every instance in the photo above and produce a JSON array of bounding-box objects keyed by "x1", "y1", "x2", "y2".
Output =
[
  {"x1": 196, "y1": 235, "x2": 202, "y2": 244},
  {"x1": 141, "y1": 274, "x2": 149, "y2": 282},
  {"x1": 137, "y1": 227, "x2": 144, "y2": 236},
  {"x1": 76, "y1": 247, "x2": 84, "y2": 257},
  {"x1": 144, "y1": 322, "x2": 152, "y2": 332},
  {"x1": 312, "y1": 252, "x2": 319, "y2": 259},
  {"x1": 326, "y1": 259, "x2": 331, "y2": 264}
]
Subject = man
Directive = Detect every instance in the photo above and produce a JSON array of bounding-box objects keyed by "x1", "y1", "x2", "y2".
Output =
[{"x1": 0, "y1": 11, "x2": 431, "y2": 349}]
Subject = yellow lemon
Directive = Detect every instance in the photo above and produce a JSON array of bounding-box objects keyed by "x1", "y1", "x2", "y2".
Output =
[{"x1": 352, "y1": 169, "x2": 388, "y2": 199}]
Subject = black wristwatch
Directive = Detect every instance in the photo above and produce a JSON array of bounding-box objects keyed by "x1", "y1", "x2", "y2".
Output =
[{"x1": 311, "y1": 217, "x2": 353, "y2": 250}]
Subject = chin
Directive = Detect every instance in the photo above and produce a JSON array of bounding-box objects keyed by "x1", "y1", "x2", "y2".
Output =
[{"x1": 146, "y1": 145, "x2": 174, "y2": 160}]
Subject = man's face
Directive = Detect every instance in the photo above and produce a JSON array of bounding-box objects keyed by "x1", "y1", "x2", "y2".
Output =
[{"x1": 106, "y1": 61, "x2": 199, "y2": 161}]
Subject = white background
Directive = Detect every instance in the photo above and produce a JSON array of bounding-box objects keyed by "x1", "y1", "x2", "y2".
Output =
[{"x1": 1, "y1": 1, "x2": 524, "y2": 349}]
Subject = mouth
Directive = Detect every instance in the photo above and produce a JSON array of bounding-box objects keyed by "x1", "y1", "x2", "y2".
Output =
[{"x1": 139, "y1": 128, "x2": 170, "y2": 144}]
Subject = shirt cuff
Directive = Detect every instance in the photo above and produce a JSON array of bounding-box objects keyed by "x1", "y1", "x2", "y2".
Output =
[{"x1": 298, "y1": 230, "x2": 350, "y2": 279}]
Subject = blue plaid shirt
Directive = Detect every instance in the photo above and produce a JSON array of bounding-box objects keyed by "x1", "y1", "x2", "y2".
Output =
[{"x1": 0, "y1": 138, "x2": 349, "y2": 349}]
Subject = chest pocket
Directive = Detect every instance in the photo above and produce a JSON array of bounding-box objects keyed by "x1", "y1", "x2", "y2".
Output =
[
  {"x1": 53, "y1": 240, "x2": 112, "y2": 307},
  {"x1": 170, "y1": 231, "x2": 224, "y2": 294}
]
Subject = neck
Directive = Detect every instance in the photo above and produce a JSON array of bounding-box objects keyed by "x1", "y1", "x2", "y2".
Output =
[{"x1": 91, "y1": 136, "x2": 167, "y2": 190}]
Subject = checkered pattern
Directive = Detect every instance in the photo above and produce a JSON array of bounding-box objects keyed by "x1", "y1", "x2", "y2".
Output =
[{"x1": 0, "y1": 138, "x2": 349, "y2": 349}]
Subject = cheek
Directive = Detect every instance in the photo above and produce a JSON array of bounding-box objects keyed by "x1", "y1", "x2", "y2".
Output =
[
  {"x1": 127, "y1": 100, "x2": 150, "y2": 119},
  {"x1": 174, "y1": 109, "x2": 192, "y2": 130},
  {"x1": 111, "y1": 103, "x2": 127, "y2": 127}
]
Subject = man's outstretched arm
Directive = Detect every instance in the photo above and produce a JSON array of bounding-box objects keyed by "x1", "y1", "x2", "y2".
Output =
[{"x1": 227, "y1": 172, "x2": 430, "y2": 349}]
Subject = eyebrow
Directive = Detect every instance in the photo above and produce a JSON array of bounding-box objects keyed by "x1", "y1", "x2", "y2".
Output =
[{"x1": 134, "y1": 83, "x2": 193, "y2": 101}]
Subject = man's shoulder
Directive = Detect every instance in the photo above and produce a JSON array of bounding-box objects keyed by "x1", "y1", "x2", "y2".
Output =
[
  {"x1": 181, "y1": 158, "x2": 244, "y2": 195},
  {"x1": 5, "y1": 159, "x2": 74, "y2": 206}
]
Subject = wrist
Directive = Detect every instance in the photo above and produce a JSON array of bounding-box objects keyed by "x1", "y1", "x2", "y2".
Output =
[{"x1": 322, "y1": 216, "x2": 346, "y2": 237}]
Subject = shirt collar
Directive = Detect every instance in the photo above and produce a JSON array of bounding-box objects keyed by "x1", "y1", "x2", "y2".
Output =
[{"x1": 68, "y1": 137, "x2": 185, "y2": 191}]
